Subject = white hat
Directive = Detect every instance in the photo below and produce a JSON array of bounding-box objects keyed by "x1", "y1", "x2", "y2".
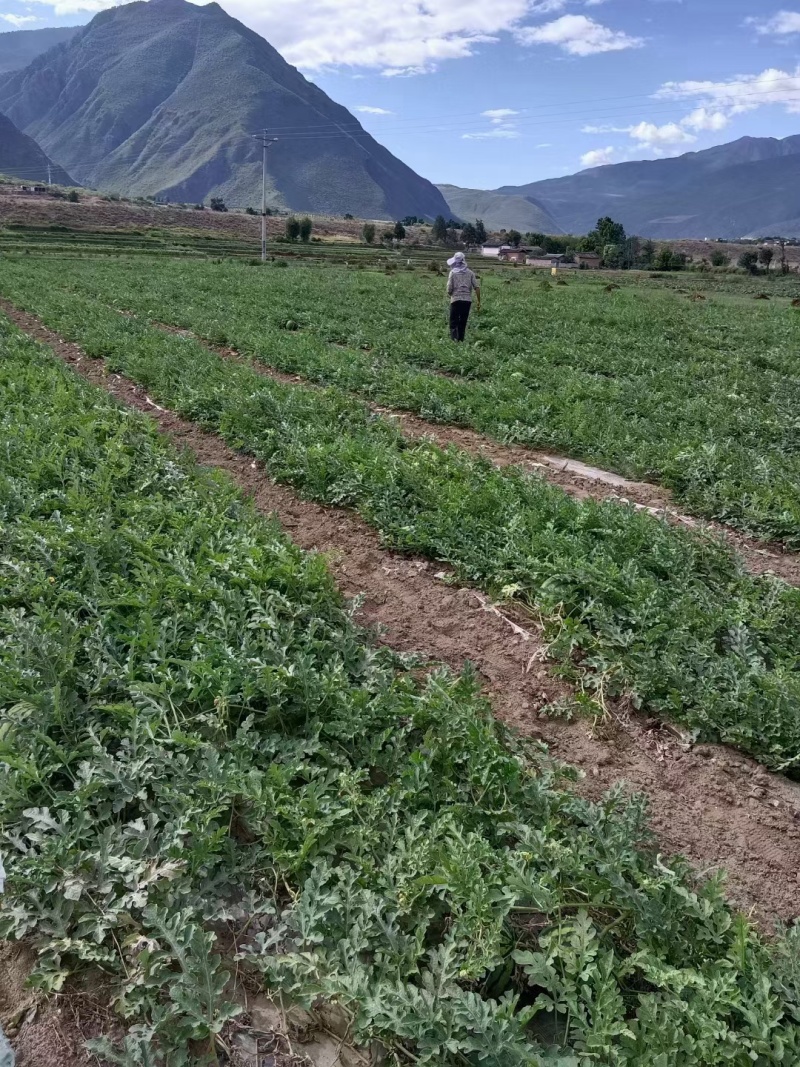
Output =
[{"x1": 447, "y1": 252, "x2": 466, "y2": 267}]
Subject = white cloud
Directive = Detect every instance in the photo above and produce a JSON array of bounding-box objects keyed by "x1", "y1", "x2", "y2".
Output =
[
  {"x1": 463, "y1": 127, "x2": 520, "y2": 139},
  {"x1": 516, "y1": 14, "x2": 644, "y2": 55},
  {"x1": 482, "y1": 107, "x2": 519, "y2": 122},
  {"x1": 682, "y1": 106, "x2": 729, "y2": 131},
  {"x1": 528, "y1": 0, "x2": 607, "y2": 10},
  {"x1": 17, "y1": 0, "x2": 625, "y2": 73},
  {"x1": 0, "y1": 11, "x2": 40, "y2": 22},
  {"x1": 581, "y1": 145, "x2": 615, "y2": 166},
  {"x1": 536, "y1": 142, "x2": 553, "y2": 147},
  {"x1": 656, "y1": 66, "x2": 800, "y2": 115},
  {"x1": 25, "y1": 0, "x2": 111, "y2": 12},
  {"x1": 464, "y1": 106, "x2": 521, "y2": 138},
  {"x1": 355, "y1": 105, "x2": 393, "y2": 114},
  {"x1": 582, "y1": 120, "x2": 695, "y2": 146},
  {"x1": 582, "y1": 66, "x2": 800, "y2": 160},
  {"x1": 21, "y1": 0, "x2": 534, "y2": 70},
  {"x1": 749, "y1": 10, "x2": 800, "y2": 36},
  {"x1": 627, "y1": 120, "x2": 695, "y2": 147}
]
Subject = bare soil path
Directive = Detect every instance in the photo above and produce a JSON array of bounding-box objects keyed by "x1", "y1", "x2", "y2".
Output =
[
  {"x1": 151, "y1": 319, "x2": 800, "y2": 587},
  {"x1": 3, "y1": 297, "x2": 799, "y2": 928}
]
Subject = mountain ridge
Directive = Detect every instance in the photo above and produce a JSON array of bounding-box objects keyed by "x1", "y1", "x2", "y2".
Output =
[
  {"x1": 0, "y1": 111, "x2": 75, "y2": 185},
  {"x1": 448, "y1": 136, "x2": 800, "y2": 239},
  {"x1": 0, "y1": 25, "x2": 80, "y2": 75},
  {"x1": 436, "y1": 184, "x2": 562, "y2": 234},
  {"x1": 0, "y1": 0, "x2": 450, "y2": 219}
]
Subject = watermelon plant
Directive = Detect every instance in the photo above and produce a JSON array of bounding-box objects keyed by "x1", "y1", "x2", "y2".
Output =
[
  {"x1": 14, "y1": 255, "x2": 799, "y2": 547},
  {"x1": 2, "y1": 317, "x2": 800, "y2": 1065},
  {"x1": 0, "y1": 279, "x2": 798, "y2": 775}
]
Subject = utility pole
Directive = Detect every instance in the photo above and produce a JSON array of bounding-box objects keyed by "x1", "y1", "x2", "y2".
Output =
[
  {"x1": 251, "y1": 129, "x2": 278, "y2": 262},
  {"x1": 47, "y1": 163, "x2": 52, "y2": 186}
]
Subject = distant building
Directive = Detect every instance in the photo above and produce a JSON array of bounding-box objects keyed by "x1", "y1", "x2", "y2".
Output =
[
  {"x1": 19, "y1": 184, "x2": 48, "y2": 194},
  {"x1": 574, "y1": 252, "x2": 602, "y2": 269},
  {"x1": 498, "y1": 248, "x2": 528, "y2": 264},
  {"x1": 527, "y1": 253, "x2": 567, "y2": 268},
  {"x1": 481, "y1": 244, "x2": 505, "y2": 257}
]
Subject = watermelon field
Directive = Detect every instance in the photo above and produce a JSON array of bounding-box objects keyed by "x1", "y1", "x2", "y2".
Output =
[{"x1": 1, "y1": 251, "x2": 800, "y2": 1065}]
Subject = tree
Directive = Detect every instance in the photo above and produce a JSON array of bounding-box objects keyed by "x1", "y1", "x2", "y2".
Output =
[
  {"x1": 602, "y1": 243, "x2": 624, "y2": 269},
  {"x1": 285, "y1": 217, "x2": 301, "y2": 242},
  {"x1": 382, "y1": 229, "x2": 395, "y2": 243},
  {"x1": 710, "y1": 249, "x2": 729, "y2": 267},
  {"x1": 363, "y1": 222, "x2": 376, "y2": 244},
  {"x1": 474, "y1": 219, "x2": 487, "y2": 244},
  {"x1": 596, "y1": 216, "x2": 626, "y2": 246},
  {"x1": 655, "y1": 245, "x2": 675, "y2": 272},
  {"x1": 506, "y1": 229, "x2": 522, "y2": 248},
  {"x1": 621, "y1": 236, "x2": 640, "y2": 269},
  {"x1": 671, "y1": 251, "x2": 687, "y2": 271},
  {"x1": 758, "y1": 246, "x2": 774, "y2": 269},
  {"x1": 209, "y1": 197, "x2": 227, "y2": 212},
  {"x1": 299, "y1": 217, "x2": 313, "y2": 242},
  {"x1": 461, "y1": 222, "x2": 478, "y2": 245},
  {"x1": 344, "y1": 213, "x2": 354, "y2": 220},
  {"x1": 739, "y1": 250, "x2": 760, "y2": 274},
  {"x1": 779, "y1": 239, "x2": 789, "y2": 274},
  {"x1": 67, "y1": 189, "x2": 79, "y2": 203},
  {"x1": 431, "y1": 215, "x2": 448, "y2": 243},
  {"x1": 639, "y1": 239, "x2": 657, "y2": 268},
  {"x1": 245, "y1": 206, "x2": 257, "y2": 215},
  {"x1": 393, "y1": 221, "x2": 406, "y2": 241}
]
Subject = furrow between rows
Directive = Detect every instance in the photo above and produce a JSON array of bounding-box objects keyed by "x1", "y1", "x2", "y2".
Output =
[
  {"x1": 3, "y1": 297, "x2": 799, "y2": 924},
  {"x1": 146, "y1": 317, "x2": 800, "y2": 588}
]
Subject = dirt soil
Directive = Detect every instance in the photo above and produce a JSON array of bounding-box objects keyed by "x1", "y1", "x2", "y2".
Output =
[
  {"x1": 0, "y1": 942, "x2": 111, "y2": 1067},
  {"x1": 0, "y1": 186, "x2": 418, "y2": 242},
  {"x1": 3, "y1": 297, "x2": 799, "y2": 932},
  {"x1": 155, "y1": 320, "x2": 800, "y2": 587}
]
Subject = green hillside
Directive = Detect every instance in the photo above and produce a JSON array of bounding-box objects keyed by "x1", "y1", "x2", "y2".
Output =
[
  {"x1": 0, "y1": 111, "x2": 74, "y2": 185},
  {"x1": 0, "y1": 0, "x2": 450, "y2": 219},
  {"x1": 437, "y1": 183, "x2": 562, "y2": 234}
]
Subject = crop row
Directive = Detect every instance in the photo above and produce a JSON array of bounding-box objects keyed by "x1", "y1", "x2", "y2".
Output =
[
  {"x1": 17, "y1": 255, "x2": 800, "y2": 546},
  {"x1": 2, "y1": 272, "x2": 799, "y2": 775},
  {"x1": 3, "y1": 315, "x2": 800, "y2": 1064}
]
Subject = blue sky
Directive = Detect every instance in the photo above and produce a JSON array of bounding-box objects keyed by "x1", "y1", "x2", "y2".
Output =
[{"x1": 2, "y1": 0, "x2": 800, "y2": 188}]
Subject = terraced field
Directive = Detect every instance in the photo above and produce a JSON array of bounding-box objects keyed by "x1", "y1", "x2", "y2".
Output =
[{"x1": 1, "y1": 251, "x2": 800, "y2": 1065}]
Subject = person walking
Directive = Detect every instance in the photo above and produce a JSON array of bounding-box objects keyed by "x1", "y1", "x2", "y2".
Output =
[{"x1": 446, "y1": 252, "x2": 480, "y2": 341}]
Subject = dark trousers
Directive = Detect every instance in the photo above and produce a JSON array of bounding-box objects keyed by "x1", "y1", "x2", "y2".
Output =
[{"x1": 449, "y1": 300, "x2": 471, "y2": 341}]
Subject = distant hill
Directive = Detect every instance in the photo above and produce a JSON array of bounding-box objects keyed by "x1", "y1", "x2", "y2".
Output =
[
  {"x1": 494, "y1": 136, "x2": 800, "y2": 239},
  {"x1": 437, "y1": 184, "x2": 562, "y2": 234},
  {"x1": 0, "y1": 111, "x2": 74, "y2": 185},
  {"x1": 0, "y1": 0, "x2": 450, "y2": 219},
  {"x1": 0, "y1": 26, "x2": 80, "y2": 74}
]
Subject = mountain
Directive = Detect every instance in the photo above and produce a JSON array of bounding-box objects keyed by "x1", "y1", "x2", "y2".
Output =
[
  {"x1": 437, "y1": 184, "x2": 561, "y2": 234},
  {"x1": 493, "y1": 136, "x2": 800, "y2": 239},
  {"x1": 0, "y1": 0, "x2": 450, "y2": 220},
  {"x1": 0, "y1": 26, "x2": 80, "y2": 75},
  {"x1": 0, "y1": 111, "x2": 75, "y2": 185}
]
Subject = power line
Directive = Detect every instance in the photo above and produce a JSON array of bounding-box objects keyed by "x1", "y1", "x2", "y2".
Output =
[{"x1": 225, "y1": 79, "x2": 800, "y2": 139}]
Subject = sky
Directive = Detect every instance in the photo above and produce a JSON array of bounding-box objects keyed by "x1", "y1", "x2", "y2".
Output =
[{"x1": 2, "y1": 0, "x2": 800, "y2": 188}]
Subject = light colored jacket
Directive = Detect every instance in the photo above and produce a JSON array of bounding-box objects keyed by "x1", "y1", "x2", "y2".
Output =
[{"x1": 447, "y1": 268, "x2": 479, "y2": 303}]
